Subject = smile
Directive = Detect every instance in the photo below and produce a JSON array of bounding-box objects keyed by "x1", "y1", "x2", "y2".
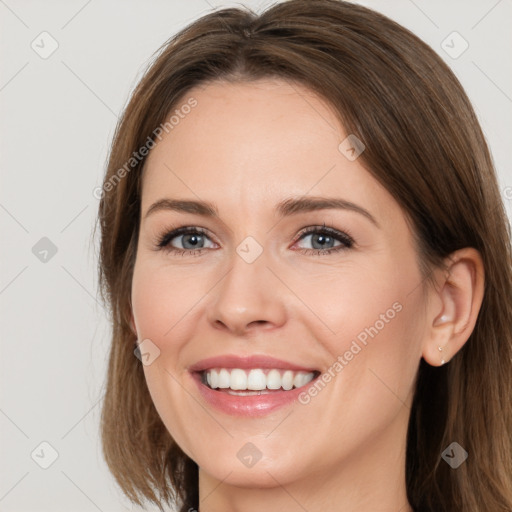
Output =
[
  {"x1": 201, "y1": 368, "x2": 318, "y2": 394},
  {"x1": 188, "y1": 354, "x2": 322, "y2": 416}
]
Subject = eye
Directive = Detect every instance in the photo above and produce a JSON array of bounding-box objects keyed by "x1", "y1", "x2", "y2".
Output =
[
  {"x1": 156, "y1": 226, "x2": 216, "y2": 256},
  {"x1": 155, "y1": 223, "x2": 355, "y2": 257},
  {"x1": 293, "y1": 224, "x2": 354, "y2": 255}
]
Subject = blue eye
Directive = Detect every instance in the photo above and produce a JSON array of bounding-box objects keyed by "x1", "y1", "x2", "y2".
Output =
[
  {"x1": 157, "y1": 226, "x2": 215, "y2": 256},
  {"x1": 156, "y1": 223, "x2": 354, "y2": 257},
  {"x1": 294, "y1": 224, "x2": 354, "y2": 255}
]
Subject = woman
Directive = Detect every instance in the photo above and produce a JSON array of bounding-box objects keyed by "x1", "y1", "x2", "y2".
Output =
[{"x1": 96, "y1": 0, "x2": 512, "y2": 510}]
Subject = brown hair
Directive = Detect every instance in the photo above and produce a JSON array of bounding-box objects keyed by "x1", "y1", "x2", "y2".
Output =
[{"x1": 96, "y1": 1, "x2": 512, "y2": 510}]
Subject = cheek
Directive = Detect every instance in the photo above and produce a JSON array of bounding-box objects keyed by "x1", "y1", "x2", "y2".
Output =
[
  {"x1": 287, "y1": 259, "x2": 412, "y2": 349},
  {"x1": 131, "y1": 259, "x2": 208, "y2": 343},
  {"x1": 300, "y1": 251, "x2": 423, "y2": 395},
  {"x1": 132, "y1": 261, "x2": 206, "y2": 459}
]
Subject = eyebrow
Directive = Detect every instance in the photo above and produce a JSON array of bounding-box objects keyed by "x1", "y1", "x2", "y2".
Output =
[{"x1": 143, "y1": 196, "x2": 380, "y2": 228}]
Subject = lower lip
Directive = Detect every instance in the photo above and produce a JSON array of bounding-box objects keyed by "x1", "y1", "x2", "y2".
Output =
[{"x1": 190, "y1": 372, "x2": 317, "y2": 417}]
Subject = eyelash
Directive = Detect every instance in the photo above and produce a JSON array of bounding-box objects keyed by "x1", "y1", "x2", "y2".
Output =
[{"x1": 155, "y1": 223, "x2": 355, "y2": 257}]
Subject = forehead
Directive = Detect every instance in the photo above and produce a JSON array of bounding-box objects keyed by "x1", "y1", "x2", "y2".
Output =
[{"x1": 140, "y1": 79, "x2": 399, "y2": 226}]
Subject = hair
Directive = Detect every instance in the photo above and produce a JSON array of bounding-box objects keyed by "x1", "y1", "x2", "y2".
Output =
[{"x1": 96, "y1": 1, "x2": 512, "y2": 510}]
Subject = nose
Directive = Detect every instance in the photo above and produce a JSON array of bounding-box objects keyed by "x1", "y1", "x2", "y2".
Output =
[{"x1": 207, "y1": 247, "x2": 287, "y2": 337}]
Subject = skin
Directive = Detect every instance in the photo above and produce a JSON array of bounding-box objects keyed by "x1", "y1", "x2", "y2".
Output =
[{"x1": 130, "y1": 79, "x2": 485, "y2": 512}]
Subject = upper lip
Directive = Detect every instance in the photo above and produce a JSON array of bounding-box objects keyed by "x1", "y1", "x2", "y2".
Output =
[{"x1": 188, "y1": 354, "x2": 319, "y2": 373}]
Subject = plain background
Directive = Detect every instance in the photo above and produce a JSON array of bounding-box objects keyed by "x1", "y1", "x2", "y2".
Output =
[{"x1": 1, "y1": 0, "x2": 511, "y2": 510}]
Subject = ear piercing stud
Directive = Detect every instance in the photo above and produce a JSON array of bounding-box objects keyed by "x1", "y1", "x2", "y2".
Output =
[{"x1": 438, "y1": 345, "x2": 447, "y2": 365}]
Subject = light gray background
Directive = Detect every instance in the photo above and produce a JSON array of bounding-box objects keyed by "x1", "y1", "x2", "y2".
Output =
[{"x1": 1, "y1": 0, "x2": 511, "y2": 510}]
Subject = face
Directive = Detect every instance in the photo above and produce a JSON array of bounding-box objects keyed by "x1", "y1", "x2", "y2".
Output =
[{"x1": 131, "y1": 79, "x2": 428, "y2": 489}]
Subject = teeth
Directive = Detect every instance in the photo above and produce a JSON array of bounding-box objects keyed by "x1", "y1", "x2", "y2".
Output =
[
  {"x1": 266, "y1": 369, "x2": 281, "y2": 389},
  {"x1": 247, "y1": 369, "x2": 267, "y2": 390},
  {"x1": 283, "y1": 370, "x2": 294, "y2": 390},
  {"x1": 218, "y1": 369, "x2": 230, "y2": 388},
  {"x1": 203, "y1": 368, "x2": 316, "y2": 391},
  {"x1": 230, "y1": 369, "x2": 247, "y2": 390}
]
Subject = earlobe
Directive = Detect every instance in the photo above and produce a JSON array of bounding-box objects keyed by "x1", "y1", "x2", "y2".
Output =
[
  {"x1": 422, "y1": 248, "x2": 485, "y2": 367},
  {"x1": 423, "y1": 305, "x2": 454, "y2": 367}
]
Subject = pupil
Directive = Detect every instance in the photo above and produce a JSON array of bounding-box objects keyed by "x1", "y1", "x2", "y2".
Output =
[
  {"x1": 184, "y1": 234, "x2": 202, "y2": 249},
  {"x1": 313, "y1": 234, "x2": 332, "y2": 249}
]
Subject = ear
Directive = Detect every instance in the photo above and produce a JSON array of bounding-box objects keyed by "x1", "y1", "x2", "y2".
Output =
[{"x1": 422, "y1": 248, "x2": 485, "y2": 367}]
